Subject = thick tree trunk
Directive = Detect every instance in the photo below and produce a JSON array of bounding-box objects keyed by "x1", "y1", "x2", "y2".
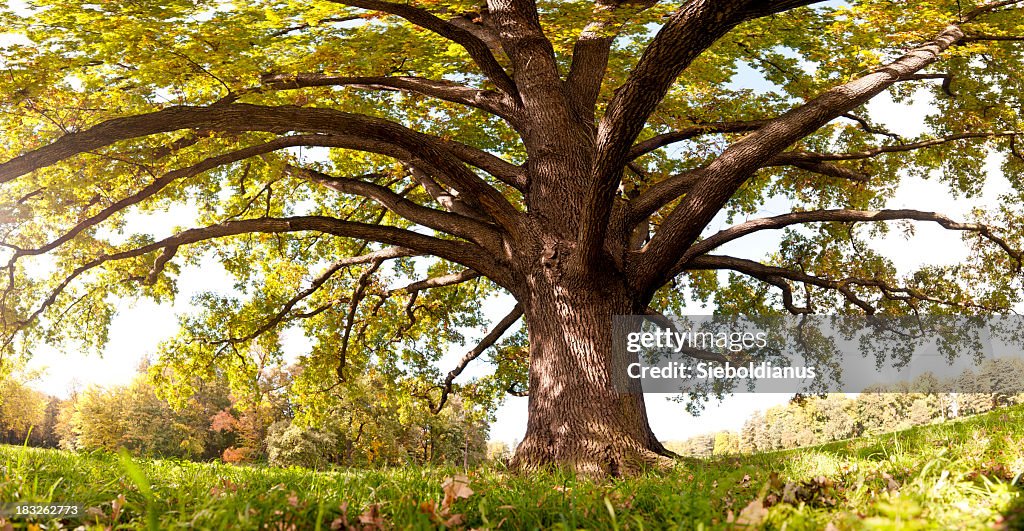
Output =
[{"x1": 510, "y1": 272, "x2": 673, "y2": 475}]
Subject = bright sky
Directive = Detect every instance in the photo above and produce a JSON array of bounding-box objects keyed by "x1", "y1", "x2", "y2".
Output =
[{"x1": 7, "y1": 5, "x2": 1015, "y2": 446}]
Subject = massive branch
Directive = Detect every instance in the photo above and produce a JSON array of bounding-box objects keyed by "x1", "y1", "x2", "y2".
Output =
[
  {"x1": 575, "y1": 0, "x2": 823, "y2": 273},
  {"x1": 630, "y1": 22, "x2": 969, "y2": 292},
  {"x1": 565, "y1": 0, "x2": 657, "y2": 120},
  {"x1": 0, "y1": 104, "x2": 525, "y2": 234},
  {"x1": 487, "y1": 0, "x2": 568, "y2": 127}
]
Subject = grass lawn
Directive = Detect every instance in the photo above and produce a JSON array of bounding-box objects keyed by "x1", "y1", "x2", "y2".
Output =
[{"x1": 2, "y1": 405, "x2": 1023, "y2": 530}]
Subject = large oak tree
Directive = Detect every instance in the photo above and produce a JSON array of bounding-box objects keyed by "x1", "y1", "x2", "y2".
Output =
[{"x1": 1, "y1": 0, "x2": 1023, "y2": 474}]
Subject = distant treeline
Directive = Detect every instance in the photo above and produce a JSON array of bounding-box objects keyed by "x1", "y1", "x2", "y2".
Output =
[
  {"x1": 0, "y1": 364, "x2": 489, "y2": 469},
  {"x1": 666, "y1": 358, "x2": 1024, "y2": 457}
]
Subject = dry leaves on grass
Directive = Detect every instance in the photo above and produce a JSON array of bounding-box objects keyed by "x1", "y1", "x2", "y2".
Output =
[
  {"x1": 419, "y1": 475, "x2": 474, "y2": 527},
  {"x1": 83, "y1": 494, "x2": 128, "y2": 531},
  {"x1": 110, "y1": 494, "x2": 125, "y2": 525},
  {"x1": 359, "y1": 504, "x2": 386, "y2": 528},
  {"x1": 330, "y1": 502, "x2": 351, "y2": 530},
  {"x1": 441, "y1": 475, "x2": 474, "y2": 510},
  {"x1": 208, "y1": 478, "x2": 239, "y2": 497},
  {"x1": 760, "y1": 472, "x2": 843, "y2": 508},
  {"x1": 330, "y1": 502, "x2": 389, "y2": 530},
  {"x1": 727, "y1": 499, "x2": 767, "y2": 529}
]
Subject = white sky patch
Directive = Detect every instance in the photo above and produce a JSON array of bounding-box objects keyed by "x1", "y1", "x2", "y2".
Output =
[
  {"x1": 864, "y1": 86, "x2": 937, "y2": 138},
  {"x1": 95, "y1": 202, "x2": 201, "y2": 245},
  {"x1": 873, "y1": 152, "x2": 1011, "y2": 272},
  {"x1": 0, "y1": 33, "x2": 32, "y2": 48},
  {"x1": 24, "y1": 258, "x2": 236, "y2": 397}
]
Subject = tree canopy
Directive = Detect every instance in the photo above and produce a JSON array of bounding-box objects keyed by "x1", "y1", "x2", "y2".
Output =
[{"x1": 1, "y1": 0, "x2": 1022, "y2": 472}]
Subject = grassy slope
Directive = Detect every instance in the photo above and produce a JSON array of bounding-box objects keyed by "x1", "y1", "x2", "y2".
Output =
[{"x1": 1, "y1": 406, "x2": 1023, "y2": 530}]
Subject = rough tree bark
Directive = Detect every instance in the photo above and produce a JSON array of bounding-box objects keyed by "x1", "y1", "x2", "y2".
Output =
[{"x1": 513, "y1": 270, "x2": 670, "y2": 474}]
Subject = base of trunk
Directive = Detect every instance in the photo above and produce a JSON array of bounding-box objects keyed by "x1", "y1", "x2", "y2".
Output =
[
  {"x1": 511, "y1": 430, "x2": 676, "y2": 476},
  {"x1": 510, "y1": 269, "x2": 675, "y2": 476},
  {"x1": 509, "y1": 387, "x2": 678, "y2": 476}
]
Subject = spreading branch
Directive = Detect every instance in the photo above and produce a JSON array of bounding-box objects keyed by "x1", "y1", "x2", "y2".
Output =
[
  {"x1": 326, "y1": 0, "x2": 517, "y2": 97},
  {"x1": 258, "y1": 73, "x2": 519, "y2": 123},
  {"x1": 685, "y1": 255, "x2": 876, "y2": 313},
  {"x1": 963, "y1": 0, "x2": 1024, "y2": 20},
  {"x1": 337, "y1": 257, "x2": 385, "y2": 381},
  {"x1": 268, "y1": 15, "x2": 361, "y2": 37},
  {"x1": 627, "y1": 119, "x2": 770, "y2": 161},
  {"x1": 2, "y1": 135, "x2": 332, "y2": 259},
  {"x1": 0, "y1": 103, "x2": 524, "y2": 233},
  {"x1": 628, "y1": 131, "x2": 1021, "y2": 224},
  {"x1": 840, "y1": 113, "x2": 903, "y2": 140},
  {"x1": 631, "y1": 22, "x2": 969, "y2": 292},
  {"x1": 3, "y1": 216, "x2": 496, "y2": 345},
  {"x1": 431, "y1": 303, "x2": 523, "y2": 413},
  {"x1": 213, "y1": 246, "x2": 417, "y2": 346},
  {"x1": 686, "y1": 254, "x2": 1012, "y2": 314},
  {"x1": 390, "y1": 268, "x2": 481, "y2": 296},
  {"x1": 409, "y1": 166, "x2": 490, "y2": 220},
  {"x1": 642, "y1": 309, "x2": 733, "y2": 361},
  {"x1": 899, "y1": 73, "x2": 956, "y2": 97},
  {"x1": 678, "y1": 209, "x2": 1021, "y2": 271},
  {"x1": 575, "y1": 0, "x2": 823, "y2": 273},
  {"x1": 779, "y1": 131, "x2": 1022, "y2": 162},
  {"x1": 767, "y1": 156, "x2": 870, "y2": 183},
  {"x1": 288, "y1": 165, "x2": 502, "y2": 249}
]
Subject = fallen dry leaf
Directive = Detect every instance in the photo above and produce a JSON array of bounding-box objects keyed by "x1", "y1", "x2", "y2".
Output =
[
  {"x1": 729, "y1": 499, "x2": 767, "y2": 529},
  {"x1": 110, "y1": 494, "x2": 126, "y2": 525},
  {"x1": 441, "y1": 475, "x2": 474, "y2": 512},
  {"x1": 359, "y1": 503, "x2": 386, "y2": 529},
  {"x1": 419, "y1": 501, "x2": 437, "y2": 518},
  {"x1": 329, "y1": 502, "x2": 350, "y2": 530},
  {"x1": 442, "y1": 475, "x2": 474, "y2": 501},
  {"x1": 443, "y1": 513, "x2": 466, "y2": 527}
]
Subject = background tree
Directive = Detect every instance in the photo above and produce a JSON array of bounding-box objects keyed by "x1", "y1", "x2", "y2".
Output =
[
  {"x1": 739, "y1": 409, "x2": 764, "y2": 453},
  {"x1": 711, "y1": 430, "x2": 739, "y2": 455},
  {"x1": 676, "y1": 360, "x2": 1024, "y2": 456},
  {"x1": 1, "y1": 0, "x2": 1023, "y2": 474},
  {"x1": 809, "y1": 394, "x2": 857, "y2": 442},
  {"x1": 664, "y1": 433, "x2": 714, "y2": 457},
  {"x1": 0, "y1": 372, "x2": 48, "y2": 445}
]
